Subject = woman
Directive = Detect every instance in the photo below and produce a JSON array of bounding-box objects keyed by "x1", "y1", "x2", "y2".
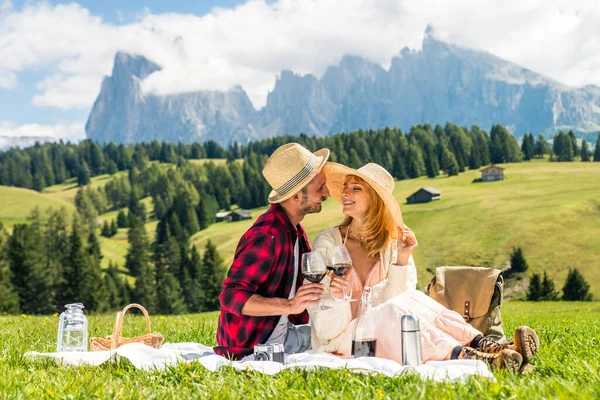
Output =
[{"x1": 308, "y1": 162, "x2": 539, "y2": 373}]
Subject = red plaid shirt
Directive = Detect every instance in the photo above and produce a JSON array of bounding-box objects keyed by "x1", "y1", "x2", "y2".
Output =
[{"x1": 215, "y1": 204, "x2": 311, "y2": 359}]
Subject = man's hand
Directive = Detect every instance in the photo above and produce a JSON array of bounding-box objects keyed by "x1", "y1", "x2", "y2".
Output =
[{"x1": 287, "y1": 283, "x2": 325, "y2": 314}]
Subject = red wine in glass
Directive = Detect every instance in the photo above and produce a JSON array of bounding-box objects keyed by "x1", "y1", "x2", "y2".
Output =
[
  {"x1": 302, "y1": 271, "x2": 327, "y2": 283},
  {"x1": 351, "y1": 338, "x2": 377, "y2": 357},
  {"x1": 327, "y1": 263, "x2": 351, "y2": 277}
]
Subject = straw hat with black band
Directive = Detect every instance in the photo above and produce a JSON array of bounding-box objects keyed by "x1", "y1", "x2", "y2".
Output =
[
  {"x1": 262, "y1": 143, "x2": 330, "y2": 204},
  {"x1": 323, "y1": 162, "x2": 404, "y2": 230}
]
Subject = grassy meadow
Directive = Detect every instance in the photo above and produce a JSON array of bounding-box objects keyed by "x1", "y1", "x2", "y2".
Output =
[
  {"x1": 1, "y1": 159, "x2": 599, "y2": 297},
  {"x1": 1, "y1": 159, "x2": 600, "y2": 398},
  {"x1": 1, "y1": 302, "x2": 599, "y2": 399},
  {"x1": 186, "y1": 159, "x2": 600, "y2": 298}
]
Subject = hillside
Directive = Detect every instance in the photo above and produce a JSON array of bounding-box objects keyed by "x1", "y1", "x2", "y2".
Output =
[
  {"x1": 1, "y1": 160, "x2": 598, "y2": 298},
  {"x1": 189, "y1": 160, "x2": 600, "y2": 298},
  {"x1": 0, "y1": 186, "x2": 76, "y2": 228}
]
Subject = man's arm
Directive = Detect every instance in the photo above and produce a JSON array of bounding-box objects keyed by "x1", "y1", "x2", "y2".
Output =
[
  {"x1": 241, "y1": 283, "x2": 324, "y2": 316},
  {"x1": 220, "y1": 232, "x2": 275, "y2": 316},
  {"x1": 221, "y1": 232, "x2": 324, "y2": 317}
]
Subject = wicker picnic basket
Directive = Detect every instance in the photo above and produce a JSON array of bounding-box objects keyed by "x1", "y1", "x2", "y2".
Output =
[{"x1": 90, "y1": 303, "x2": 164, "y2": 351}]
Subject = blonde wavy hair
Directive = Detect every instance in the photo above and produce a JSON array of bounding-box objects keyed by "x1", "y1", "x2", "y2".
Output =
[{"x1": 338, "y1": 175, "x2": 398, "y2": 258}]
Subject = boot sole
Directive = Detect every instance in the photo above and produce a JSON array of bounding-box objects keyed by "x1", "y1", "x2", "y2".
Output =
[
  {"x1": 502, "y1": 350, "x2": 523, "y2": 374},
  {"x1": 515, "y1": 326, "x2": 540, "y2": 366}
]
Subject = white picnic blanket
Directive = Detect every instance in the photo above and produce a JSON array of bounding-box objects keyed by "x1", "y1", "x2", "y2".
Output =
[{"x1": 25, "y1": 342, "x2": 494, "y2": 382}]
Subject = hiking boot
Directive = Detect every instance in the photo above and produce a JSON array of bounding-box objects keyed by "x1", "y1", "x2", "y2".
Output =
[
  {"x1": 471, "y1": 335, "x2": 510, "y2": 354},
  {"x1": 454, "y1": 346, "x2": 523, "y2": 374},
  {"x1": 512, "y1": 326, "x2": 540, "y2": 366},
  {"x1": 471, "y1": 326, "x2": 540, "y2": 367}
]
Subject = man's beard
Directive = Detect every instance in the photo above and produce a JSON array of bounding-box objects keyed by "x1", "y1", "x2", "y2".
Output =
[{"x1": 301, "y1": 197, "x2": 325, "y2": 215}]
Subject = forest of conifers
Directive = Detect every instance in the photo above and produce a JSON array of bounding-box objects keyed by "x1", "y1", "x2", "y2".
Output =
[{"x1": 1, "y1": 122, "x2": 599, "y2": 314}]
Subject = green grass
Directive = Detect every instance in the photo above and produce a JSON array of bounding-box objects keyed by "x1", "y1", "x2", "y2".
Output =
[
  {"x1": 43, "y1": 173, "x2": 127, "y2": 206},
  {"x1": 0, "y1": 186, "x2": 75, "y2": 228},
  {"x1": 1, "y1": 302, "x2": 598, "y2": 398}
]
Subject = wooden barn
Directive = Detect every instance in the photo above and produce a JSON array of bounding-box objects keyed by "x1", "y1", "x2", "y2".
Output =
[
  {"x1": 231, "y1": 210, "x2": 252, "y2": 221},
  {"x1": 481, "y1": 165, "x2": 505, "y2": 182},
  {"x1": 216, "y1": 210, "x2": 252, "y2": 222},
  {"x1": 406, "y1": 187, "x2": 441, "y2": 204},
  {"x1": 215, "y1": 211, "x2": 233, "y2": 222}
]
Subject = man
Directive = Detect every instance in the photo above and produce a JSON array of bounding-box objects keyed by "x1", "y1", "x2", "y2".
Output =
[{"x1": 215, "y1": 143, "x2": 330, "y2": 359}]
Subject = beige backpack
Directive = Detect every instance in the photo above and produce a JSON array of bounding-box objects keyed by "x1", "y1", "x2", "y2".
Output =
[{"x1": 427, "y1": 266, "x2": 505, "y2": 340}]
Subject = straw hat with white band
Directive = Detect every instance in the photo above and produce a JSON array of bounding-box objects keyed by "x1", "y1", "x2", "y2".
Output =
[
  {"x1": 262, "y1": 143, "x2": 330, "y2": 204},
  {"x1": 323, "y1": 162, "x2": 404, "y2": 230}
]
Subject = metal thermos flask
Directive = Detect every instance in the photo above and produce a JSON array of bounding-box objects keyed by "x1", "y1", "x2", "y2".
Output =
[{"x1": 401, "y1": 314, "x2": 423, "y2": 366}]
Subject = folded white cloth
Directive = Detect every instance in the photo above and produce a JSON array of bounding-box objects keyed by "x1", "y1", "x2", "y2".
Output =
[{"x1": 25, "y1": 342, "x2": 494, "y2": 382}]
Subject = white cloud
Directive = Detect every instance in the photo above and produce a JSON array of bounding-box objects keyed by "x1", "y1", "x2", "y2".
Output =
[
  {"x1": 0, "y1": 120, "x2": 85, "y2": 139},
  {"x1": 0, "y1": 69, "x2": 17, "y2": 88},
  {"x1": 1, "y1": 0, "x2": 600, "y2": 112}
]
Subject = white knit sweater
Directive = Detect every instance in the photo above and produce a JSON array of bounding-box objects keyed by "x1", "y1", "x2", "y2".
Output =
[{"x1": 307, "y1": 227, "x2": 417, "y2": 354}]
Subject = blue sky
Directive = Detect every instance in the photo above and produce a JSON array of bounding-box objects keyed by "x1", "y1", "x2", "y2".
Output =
[
  {"x1": 1, "y1": 0, "x2": 250, "y2": 132},
  {"x1": 11, "y1": 0, "x2": 251, "y2": 23},
  {"x1": 1, "y1": 0, "x2": 599, "y2": 142}
]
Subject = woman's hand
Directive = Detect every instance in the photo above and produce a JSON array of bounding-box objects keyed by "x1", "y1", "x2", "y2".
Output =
[
  {"x1": 328, "y1": 270, "x2": 352, "y2": 299},
  {"x1": 396, "y1": 225, "x2": 418, "y2": 265}
]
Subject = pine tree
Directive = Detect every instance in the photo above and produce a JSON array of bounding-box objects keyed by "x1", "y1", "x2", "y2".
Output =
[
  {"x1": 348, "y1": 149, "x2": 362, "y2": 169},
  {"x1": 0, "y1": 263, "x2": 20, "y2": 313},
  {"x1": 581, "y1": 139, "x2": 590, "y2": 162},
  {"x1": 7, "y1": 224, "x2": 55, "y2": 314},
  {"x1": 101, "y1": 220, "x2": 111, "y2": 238},
  {"x1": 440, "y1": 145, "x2": 459, "y2": 176},
  {"x1": 74, "y1": 188, "x2": 99, "y2": 229},
  {"x1": 562, "y1": 268, "x2": 592, "y2": 301},
  {"x1": 79, "y1": 254, "x2": 108, "y2": 312},
  {"x1": 117, "y1": 210, "x2": 128, "y2": 228},
  {"x1": 63, "y1": 216, "x2": 88, "y2": 305},
  {"x1": 535, "y1": 135, "x2": 550, "y2": 158},
  {"x1": 103, "y1": 263, "x2": 122, "y2": 310},
  {"x1": 155, "y1": 265, "x2": 187, "y2": 314},
  {"x1": 527, "y1": 273, "x2": 542, "y2": 301},
  {"x1": 45, "y1": 208, "x2": 70, "y2": 310},
  {"x1": 199, "y1": 240, "x2": 225, "y2": 311},
  {"x1": 185, "y1": 245, "x2": 204, "y2": 312},
  {"x1": 594, "y1": 133, "x2": 600, "y2": 162},
  {"x1": 110, "y1": 219, "x2": 118, "y2": 236},
  {"x1": 87, "y1": 230, "x2": 103, "y2": 263},
  {"x1": 509, "y1": 247, "x2": 529, "y2": 273},
  {"x1": 33, "y1": 170, "x2": 46, "y2": 192},
  {"x1": 77, "y1": 161, "x2": 90, "y2": 186},
  {"x1": 0, "y1": 228, "x2": 20, "y2": 313},
  {"x1": 197, "y1": 195, "x2": 218, "y2": 230},
  {"x1": 521, "y1": 133, "x2": 535, "y2": 161},
  {"x1": 106, "y1": 160, "x2": 118, "y2": 175},
  {"x1": 490, "y1": 124, "x2": 522, "y2": 163},
  {"x1": 405, "y1": 144, "x2": 425, "y2": 178},
  {"x1": 553, "y1": 132, "x2": 574, "y2": 162},
  {"x1": 540, "y1": 271, "x2": 559, "y2": 301},
  {"x1": 567, "y1": 130, "x2": 579, "y2": 157},
  {"x1": 125, "y1": 216, "x2": 149, "y2": 277},
  {"x1": 128, "y1": 191, "x2": 146, "y2": 223},
  {"x1": 127, "y1": 216, "x2": 157, "y2": 311},
  {"x1": 468, "y1": 144, "x2": 481, "y2": 170}
]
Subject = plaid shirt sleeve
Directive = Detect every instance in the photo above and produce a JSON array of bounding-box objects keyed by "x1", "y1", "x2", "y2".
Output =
[{"x1": 219, "y1": 232, "x2": 276, "y2": 316}]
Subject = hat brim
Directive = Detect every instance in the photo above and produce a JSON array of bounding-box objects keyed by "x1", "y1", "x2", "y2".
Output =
[
  {"x1": 268, "y1": 148, "x2": 330, "y2": 204},
  {"x1": 323, "y1": 162, "x2": 403, "y2": 229}
]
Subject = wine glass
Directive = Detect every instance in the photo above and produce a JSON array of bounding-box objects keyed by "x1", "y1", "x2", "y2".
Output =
[
  {"x1": 301, "y1": 251, "x2": 328, "y2": 310},
  {"x1": 327, "y1": 245, "x2": 353, "y2": 302}
]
